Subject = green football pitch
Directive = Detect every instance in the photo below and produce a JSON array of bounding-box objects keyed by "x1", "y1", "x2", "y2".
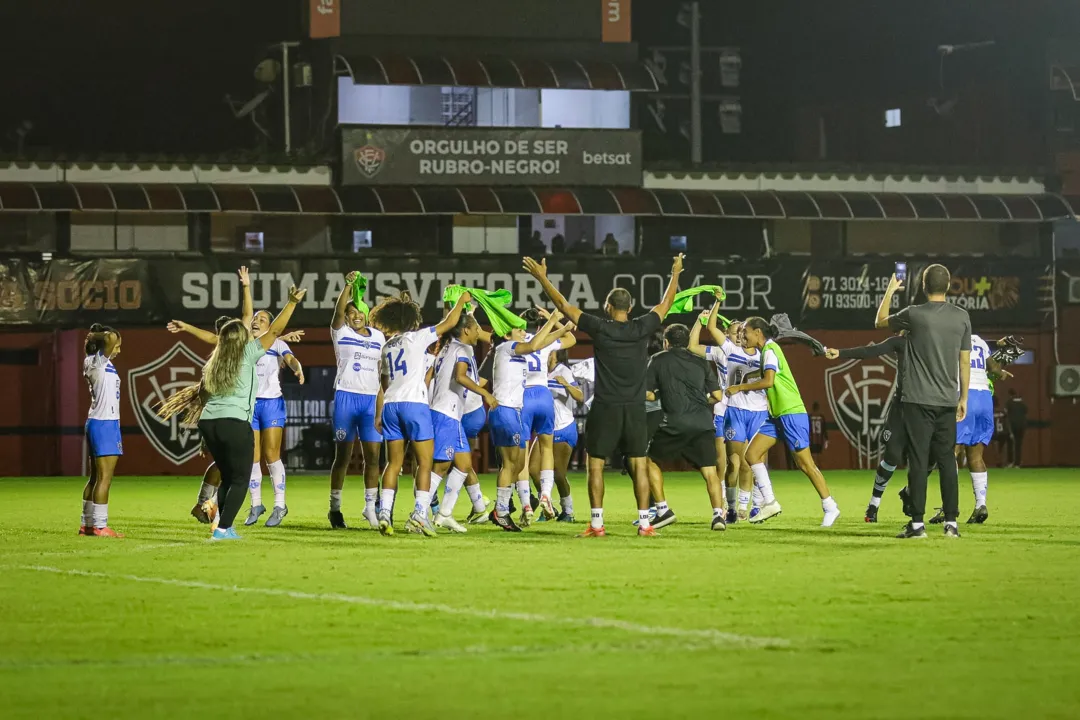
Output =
[{"x1": 2, "y1": 470, "x2": 1079, "y2": 719}]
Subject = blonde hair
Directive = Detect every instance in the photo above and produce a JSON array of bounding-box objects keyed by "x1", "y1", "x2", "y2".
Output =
[{"x1": 158, "y1": 319, "x2": 250, "y2": 424}]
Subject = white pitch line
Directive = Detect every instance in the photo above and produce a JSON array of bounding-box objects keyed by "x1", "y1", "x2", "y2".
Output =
[{"x1": 9, "y1": 565, "x2": 789, "y2": 649}]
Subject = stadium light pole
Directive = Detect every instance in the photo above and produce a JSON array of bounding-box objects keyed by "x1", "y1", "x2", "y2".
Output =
[
  {"x1": 689, "y1": 1, "x2": 702, "y2": 165},
  {"x1": 280, "y1": 41, "x2": 301, "y2": 154}
]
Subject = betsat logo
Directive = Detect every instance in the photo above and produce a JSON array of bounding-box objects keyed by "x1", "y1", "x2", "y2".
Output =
[
  {"x1": 824, "y1": 356, "x2": 898, "y2": 462},
  {"x1": 127, "y1": 342, "x2": 206, "y2": 466}
]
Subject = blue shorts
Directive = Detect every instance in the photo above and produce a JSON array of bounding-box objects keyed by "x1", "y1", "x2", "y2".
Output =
[
  {"x1": 489, "y1": 405, "x2": 524, "y2": 449},
  {"x1": 957, "y1": 389, "x2": 994, "y2": 446},
  {"x1": 521, "y1": 385, "x2": 555, "y2": 437},
  {"x1": 332, "y1": 390, "x2": 382, "y2": 443},
  {"x1": 381, "y1": 401, "x2": 434, "y2": 443},
  {"x1": 554, "y1": 422, "x2": 578, "y2": 448},
  {"x1": 86, "y1": 419, "x2": 123, "y2": 457},
  {"x1": 432, "y1": 411, "x2": 470, "y2": 462},
  {"x1": 713, "y1": 414, "x2": 726, "y2": 439},
  {"x1": 724, "y1": 407, "x2": 770, "y2": 444},
  {"x1": 461, "y1": 406, "x2": 487, "y2": 439},
  {"x1": 757, "y1": 413, "x2": 811, "y2": 452},
  {"x1": 252, "y1": 397, "x2": 286, "y2": 432}
]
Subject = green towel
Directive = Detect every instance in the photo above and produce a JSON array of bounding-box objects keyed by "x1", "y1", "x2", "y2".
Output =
[
  {"x1": 350, "y1": 274, "x2": 370, "y2": 317},
  {"x1": 442, "y1": 285, "x2": 526, "y2": 337},
  {"x1": 666, "y1": 285, "x2": 726, "y2": 322}
]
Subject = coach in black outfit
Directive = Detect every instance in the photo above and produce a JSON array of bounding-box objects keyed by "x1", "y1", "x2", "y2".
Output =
[
  {"x1": 876, "y1": 264, "x2": 971, "y2": 539},
  {"x1": 523, "y1": 254, "x2": 683, "y2": 534}
]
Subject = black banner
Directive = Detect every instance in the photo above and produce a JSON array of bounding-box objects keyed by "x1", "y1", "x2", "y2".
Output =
[
  {"x1": 340, "y1": 126, "x2": 642, "y2": 186},
  {"x1": 0, "y1": 256, "x2": 1051, "y2": 331}
]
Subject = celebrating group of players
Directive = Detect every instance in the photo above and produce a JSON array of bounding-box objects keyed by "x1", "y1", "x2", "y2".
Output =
[{"x1": 77, "y1": 255, "x2": 1019, "y2": 539}]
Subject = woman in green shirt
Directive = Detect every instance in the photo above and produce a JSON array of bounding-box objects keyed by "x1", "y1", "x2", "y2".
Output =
[
  {"x1": 726, "y1": 317, "x2": 840, "y2": 528},
  {"x1": 160, "y1": 267, "x2": 305, "y2": 540}
]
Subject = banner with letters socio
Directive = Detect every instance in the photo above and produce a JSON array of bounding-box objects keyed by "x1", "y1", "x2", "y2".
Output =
[
  {"x1": 0, "y1": 256, "x2": 1051, "y2": 330},
  {"x1": 340, "y1": 126, "x2": 642, "y2": 186}
]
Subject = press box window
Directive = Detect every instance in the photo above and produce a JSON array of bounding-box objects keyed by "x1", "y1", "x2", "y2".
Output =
[
  {"x1": 353, "y1": 230, "x2": 372, "y2": 251},
  {"x1": 885, "y1": 108, "x2": 902, "y2": 128}
]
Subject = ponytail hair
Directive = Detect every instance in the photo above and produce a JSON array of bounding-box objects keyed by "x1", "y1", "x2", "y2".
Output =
[{"x1": 743, "y1": 316, "x2": 779, "y2": 340}]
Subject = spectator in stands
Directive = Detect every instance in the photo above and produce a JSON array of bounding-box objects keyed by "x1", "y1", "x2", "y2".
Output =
[
  {"x1": 551, "y1": 233, "x2": 566, "y2": 254},
  {"x1": 524, "y1": 231, "x2": 547, "y2": 257},
  {"x1": 569, "y1": 232, "x2": 593, "y2": 254},
  {"x1": 601, "y1": 233, "x2": 620, "y2": 256}
]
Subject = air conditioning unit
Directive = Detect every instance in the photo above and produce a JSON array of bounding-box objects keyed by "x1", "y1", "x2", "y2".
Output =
[
  {"x1": 1051, "y1": 365, "x2": 1080, "y2": 397},
  {"x1": 1068, "y1": 276, "x2": 1080, "y2": 304}
]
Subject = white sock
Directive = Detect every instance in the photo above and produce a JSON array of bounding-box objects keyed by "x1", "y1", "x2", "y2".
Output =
[
  {"x1": 198, "y1": 481, "x2": 216, "y2": 503},
  {"x1": 822, "y1": 496, "x2": 838, "y2": 513},
  {"x1": 440, "y1": 468, "x2": 468, "y2": 516},
  {"x1": 364, "y1": 488, "x2": 378, "y2": 513},
  {"x1": 638, "y1": 509, "x2": 651, "y2": 528},
  {"x1": 249, "y1": 463, "x2": 263, "y2": 507},
  {"x1": 561, "y1": 495, "x2": 574, "y2": 515},
  {"x1": 466, "y1": 482, "x2": 486, "y2": 511},
  {"x1": 330, "y1": 489, "x2": 343, "y2": 513},
  {"x1": 655, "y1": 500, "x2": 669, "y2": 515},
  {"x1": 429, "y1": 472, "x2": 444, "y2": 509},
  {"x1": 379, "y1": 488, "x2": 395, "y2": 514},
  {"x1": 92, "y1": 503, "x2": 108, "y2": 529},
  {"x1": 737, "y1": 490, "x2": 751, "y2": 512},
  {"x1": 869, "y1": 495, "x2": 882, "y2": 508},
  {"x1": 496, "y1": 486, "x2": 513, "y2": 516},
  {"x1": 82, "y1": 499, "x2": 93, "y2": 527},
  {"x1": 590, "y1": 507, "x2": 604, "y2": 529},
  {"x1": 912, "y1": 522, "x2": 925, "y2": 530},
  {"x1": 752, "y1": 485, "x2": 764, "y2": 507},
  {"x1": 712, "y1": 507, "x2": 724, "y2": 518},
  {"x1": 539, "y1": 470, "x2": 555, "y2": 498},
  {"x1": 268, "y1": 460, "x2": 286, "y2": 508},
  {"x1": 414, "y1": 490, "x2": 431, "y2": 517},
  {"x1": 751, "y1": 463, "x2": 776, "y2": 505},
  {"x1": 725, "y1": 485, "x2": 738, "y2": 509},
  {"x1": 971, "y1": 471, "x2": 988, "y2": 507},
  {"x1": 515, "y1": 480, "x2": 531, "y2": 509}
]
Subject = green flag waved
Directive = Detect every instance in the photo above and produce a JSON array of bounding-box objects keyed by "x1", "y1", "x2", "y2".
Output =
[
  {"x1": 442, "y1": 285, "x2": 526, "y2": 337},
  {"x1": 666, "y1": 285, "x2": 726, "y2": 324},
  {"x1": 350, "y1": 274, "x2": 370, "y2": 317}
]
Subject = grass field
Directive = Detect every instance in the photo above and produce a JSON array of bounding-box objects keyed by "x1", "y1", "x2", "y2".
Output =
[{"x1": 2, "y1": 469, "x2": 1079, "y2": 719}]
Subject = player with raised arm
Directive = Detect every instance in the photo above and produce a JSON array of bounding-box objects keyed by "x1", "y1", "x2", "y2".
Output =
[
  {"x1": 428, "y1": 314, "x2": 498, "y2": 533},
  {"x1": 487, "y1": 310, "x2": 564, "y2": 530},
  {"x1": 80, "y1": 324, "x2": 124, "y2": 537},
  {"x1": 523, "y1": 254, "x2": 683, "y2": 537},
  {"x1": 544, "y1": 349, "x2": 582, "y2": 522},
  {"x1": 372, "y1": 291, "x2": 470, "y2": 537},
  {"x1": 328, "y1": 271, "x2": 386, "y2": 529},
  {"x1": 729, "y1": 317, "x2": 841, "y2": 527}
]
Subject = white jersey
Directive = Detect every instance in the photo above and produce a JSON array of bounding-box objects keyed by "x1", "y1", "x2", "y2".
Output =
[
  {"x1": 492, "y1": 340, "x2": 528, "y2": 409},
  {"x1": 430, "y1": 340, "x2": 475, "y2": 420},
  {"x1": 705, "y1": 339, "x2": 738, "y2": 416},
  {"x1": 381, "y1": 327, "x2": 439, "y2": 404},
  {"x1": 727, "y1": 346, "x2": 769, "y2": 412},
  {"x1": 524, "y1": 335, "x2": 561, "y2": 388},
  {"x1": 463, "y1": 381, "x2": 485, "y2": 414},
  {"x1": 425, "y1": 352, "x2": 437, "y2": 401},
  {"x1": 332, "y1": 325, "x2": 385, "y2": 396},
  {"x1": 255, "y1": 339, "x2": 291, "y2": 399},
  {"x1": 84, "y1": 353, "x2": 121, "y2": 421},
  {"x1": 969, "y1": 334, "x2": 992, "y2": 392},
  {"x1": 548, "y1": 363, "x2": 577, "y2": 431}
]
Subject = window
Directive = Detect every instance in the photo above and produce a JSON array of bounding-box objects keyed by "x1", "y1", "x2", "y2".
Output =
[
  {"x1": 441, "y1": 87, "x2": 476, "y2": 126},
  {"x1": 885, "y1": 108, "x2": 902, "y2": 128},
  {"x1": 352, "y1": 230, "x2": 372, "y2": 251}
]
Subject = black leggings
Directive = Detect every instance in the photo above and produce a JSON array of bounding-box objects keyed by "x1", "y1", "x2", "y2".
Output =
[{"x1": 198, "y1": 418, "x2": 254, "y2": 530}]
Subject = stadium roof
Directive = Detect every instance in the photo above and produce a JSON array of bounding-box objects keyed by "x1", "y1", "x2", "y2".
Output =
[{"x1": 1, "y1": 182, "x2": 1076, "y2": 221}]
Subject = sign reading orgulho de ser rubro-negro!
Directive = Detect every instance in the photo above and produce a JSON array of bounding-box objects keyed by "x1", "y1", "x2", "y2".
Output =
[{"x1": 340, "y1": 126, "x2": 642, "y2": 186}]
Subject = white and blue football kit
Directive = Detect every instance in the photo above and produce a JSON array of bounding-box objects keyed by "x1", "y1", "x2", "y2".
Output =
[
  {"x1": 548, "y1": 363, "x2": 579, "y2": 448},
  {"x1": 705, "y1": 339, "x2": 737, "y2": 438},
  {"x1": 521, "y1": 336, "x2": 561, "y2": 439},
  {"x1": 252, "y1": 338, "x2": 291, "y2": 432},
  {"x1": 490, "y1": 340, "x2": 528, "y2": 448},
  {"x1": 724, "y1": 347, "x2": 770, "y2": 443},
  {"x1": 957, "y1": 334, "x2": 994, "y2": 446},
  {"x1": 430, "y1": 339, "x2": 475, "y2": 462},
  {"x1": 84, "y1": 353, "x2": 122, "y2": 457},
  {"x1": 380, "y1": 327, "x2": 439, "y2": 442},
  {"x1": 331, "y1": 325, "x2": 385, "y2": 443}
]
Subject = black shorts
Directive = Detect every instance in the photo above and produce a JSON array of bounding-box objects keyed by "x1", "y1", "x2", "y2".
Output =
[
  {"x1": 646, "y1": 409, "x2": 664, "y2": 442},
  {"x1": 647, "y1": 426, "x2": 717, "y2": 470},
  {"x1": 810, "y1": 443, "x2": 824, "y2": 455},
  {"x1": 881, "y1": 400, "x2": 907, "y2": 467},
  {"x1": 586, "y1": 401, "x2": 648, "y2": 460}
]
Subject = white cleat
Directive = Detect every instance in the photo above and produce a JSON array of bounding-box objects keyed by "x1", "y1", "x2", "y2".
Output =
[
  {"x1": 822, "y1": 506, "x2": 841, "y2": 528},
  {"x1": 538, "y1": 495, "x2": 556, "y2": 520},
  {"x1": 363, "y1": 506, "x2": 379, "y2": 529},
  {"x1": 434, "y1": 512, "x2": 468, "y2": 534},
  {"x1": 749, "y1": 500, "x2": 782, "y2": 524}
]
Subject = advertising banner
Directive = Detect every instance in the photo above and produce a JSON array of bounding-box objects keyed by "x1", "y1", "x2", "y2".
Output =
[
  {"x1": 340, "y1": 126, "x2": 643, "y2": 186},
  {"x1": 309, "y1": 0, "x2": 340, "y2": 39},
  {"x1": 602, "y1": 0, "x2": 631, "y2": 43},
  {"x1": 0, "y1": 256, "x2": 1051, "y2": 331}
]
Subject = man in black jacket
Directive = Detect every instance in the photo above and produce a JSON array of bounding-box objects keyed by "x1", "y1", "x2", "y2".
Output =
[{"x1": 825, "y1": 334, "x2": 907, "y2": 523}]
